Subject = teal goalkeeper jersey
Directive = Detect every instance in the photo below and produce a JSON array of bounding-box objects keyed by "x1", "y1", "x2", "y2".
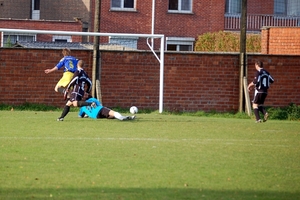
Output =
[{"x1": 78, "y1": 98, "x2": 103, "y2": 119}]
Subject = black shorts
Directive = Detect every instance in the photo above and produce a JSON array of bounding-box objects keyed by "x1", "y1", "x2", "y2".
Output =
[
  {"x1": 97, "y1": 107, "x2": 112, "y2": 118},
  {"x1": 253, "y1": 92, "x2": 268, "y2": 105},
  {"x1": 70, "y1": 92, "x2": 83, "y2": 102}
]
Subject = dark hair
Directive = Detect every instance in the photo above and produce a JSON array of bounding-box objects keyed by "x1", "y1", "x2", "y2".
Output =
[{"x1": 255, "y1": 60, "x2": 263, "y2": 68}]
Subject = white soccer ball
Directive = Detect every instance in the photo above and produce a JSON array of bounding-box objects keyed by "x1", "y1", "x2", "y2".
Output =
[{"x1": 130, "y1": 106, "x2": 138, "y2": 114}]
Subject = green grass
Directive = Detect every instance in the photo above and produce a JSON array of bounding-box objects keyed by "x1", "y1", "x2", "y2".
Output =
[{"x1": 0, "y1": 111, "x2": 299, "y2": 200}]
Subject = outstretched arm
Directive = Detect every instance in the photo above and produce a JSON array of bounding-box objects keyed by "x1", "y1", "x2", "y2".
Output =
[{"x1": 44, "y1": 66, "x2": 58, "y2": 74}]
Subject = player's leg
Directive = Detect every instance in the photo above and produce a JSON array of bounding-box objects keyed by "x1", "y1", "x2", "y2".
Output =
[
  {"x1": 57, "y1": 96, "x2": 74, "y2": 121},
  {"x1": 109, "y1": 109, "x2": 135, "y2": 120},
  {"x1": 258, "y1": 93, "x2": 268, "y2": 122},
  {"x1": 252, "y1": 91, "x2": 262, "y2": 123},
  {"x1": 77, "y1": 100, "x2": 95, "y2": 107},
  {"x1": 99, "y1": 108, "x2": 122, "y2": 120},
  {"x1": 57, "y1": 101, "x2": 72, "y2": 121},
  {"x1": 55, "y1": 72, "x2": 74, "y2": 95},
  {"x1": 72, "y1": 90, "x2": 94, "y2": 107},
  {"x1": 253, "y1": 103, "x2": 261, "y2": 123},
  {"x1": 97, "y1": 107, "x2": 135, "y2": 121},
  {"x1": 55, "y1": 84, "x2": 63, "y2": 93}
]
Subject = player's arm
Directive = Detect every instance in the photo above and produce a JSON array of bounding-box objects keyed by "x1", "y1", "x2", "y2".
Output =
[
  {"x1": 44, "y1": 66, "x2": 58, "y2": 74},
  {"x1": 78, "y1": 107, "x2": 86, "y2": 118},
  {"x1": 247, "y1": 81, "x2": 255, "y2": 92},
  {"x1": 85, "y1": 77, "x2": 93, "y2": 94},
  {"x1": 269, "y1": 74, "x2": 274, "y2": 84},
  {"x1": 248, "y1": 71, "x2": 259, "y2": 91}
]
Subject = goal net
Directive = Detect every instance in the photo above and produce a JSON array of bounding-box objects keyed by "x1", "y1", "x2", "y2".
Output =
[{"x1": 0, "y1": 28, "x2": 165, "y2": 113}]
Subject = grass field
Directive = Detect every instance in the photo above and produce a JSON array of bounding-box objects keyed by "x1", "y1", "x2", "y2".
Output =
[{"x1": 0, "y1": 111, "x2": 299, "y2": 200}]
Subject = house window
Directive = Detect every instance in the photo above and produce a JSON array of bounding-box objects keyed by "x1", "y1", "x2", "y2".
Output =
[
  {"x1": 32, "y1": 0, "x2": 40, "y2": 20},
  {"x1": 34, "y1": 0, "x2": 40, "y2": 10},
  {"x1": 275, "y1": 0, "x2": 300, "y2": 16},
  {"x1": 275, "y1": 0, "x2": 287, "y2": 15},
  {"x1": 111, "y1": 0, "x2": 135, "y2": 11},
  {"x1": 109, "y1": 36, "x2": 138, "y2": 49},
  {"x1": 52, "y1": 35, "x2": 72, "y2": 42},
  {"x1": 1, "y1": 33, "x2": 35, "y2": 47},
  {"x1": 225, "y1": 0, "x2": 241, "y2": 14},
  {"x1": 166, "y1": 37, "x2": 194, "y2": 51},
  {"x1": 168, "y1": 0, "x2": 192, "y2": 13}
]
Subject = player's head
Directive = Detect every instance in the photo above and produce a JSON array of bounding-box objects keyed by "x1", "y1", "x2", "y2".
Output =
[
  {"x1": 77, "y1": 60, "x2": 84, "y2": 69},
  {"x1": 62, "y1": 48, "x2": 71, "y2": 56},
  {"x1": 255, "y1": 60, "x2": 263, "y2": 69}
]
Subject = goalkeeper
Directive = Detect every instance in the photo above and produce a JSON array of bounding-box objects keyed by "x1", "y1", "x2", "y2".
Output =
[{"x1": 79, "y1": 98, "x2": 136, "y2": 121}]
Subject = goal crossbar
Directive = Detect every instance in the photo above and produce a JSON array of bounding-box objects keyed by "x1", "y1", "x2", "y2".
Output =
[{"x1": 0, "y1": 28, "x2": 165, "y2": 113}]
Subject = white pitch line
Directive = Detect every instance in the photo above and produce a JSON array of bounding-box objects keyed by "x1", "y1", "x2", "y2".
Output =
[
  {"x1": 0, "y1": 136, "x2": 273, "y2": 142},
  {"x1": 0, "y1": 136, "x2": 289, "y2": 144},
  {"x1": 0, "y1": 137, "x2": 293, "y2": 147}
]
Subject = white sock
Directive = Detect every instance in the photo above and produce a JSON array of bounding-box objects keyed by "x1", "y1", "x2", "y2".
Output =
[{"x1": 114, "y1": 112, "x2": 124, "y2": 120}]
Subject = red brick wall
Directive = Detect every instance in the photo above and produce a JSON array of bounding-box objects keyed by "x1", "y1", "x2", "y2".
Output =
[
  {"x1": 0, "y1": 49, "x2": 299, "y2": 112},
  {"x1": 247, "y1": 1, "x2": 273, "y2": 14},
  {"x1": 99, "y1": 0, "x2": 225, "y2": 41},
  {"x1": 261, "y1": 27, "x2": 300, "y2": 55},
  {"x1": 0, "y1": 49, "x2": 93, "y2": 106},
  {"x1": 0, "y1": 19, "x2": 83, "y2": 42}
]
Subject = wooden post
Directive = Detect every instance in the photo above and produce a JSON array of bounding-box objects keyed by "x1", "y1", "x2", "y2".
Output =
[
  {"x1": 92, "y1": 0, "x2": 101, "y2": 98},
  {"x1": 239, "y1": 0, "x2": 247, "y2": 112}
]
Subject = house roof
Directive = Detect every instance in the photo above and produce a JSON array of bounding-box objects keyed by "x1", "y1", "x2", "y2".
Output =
[
  {"x1": 13, "y1": 41, "x2": 92, "y2": 49},
  {"x1": 12, "y1": 41, "x2": 136, "y2": 51}
]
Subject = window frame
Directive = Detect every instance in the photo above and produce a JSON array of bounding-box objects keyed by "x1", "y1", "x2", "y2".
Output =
[
  {"x1": 32, "y1": 0, "x2": 40, "y2": 19},
  {"x1": 1, "y1": 33, "x2": 36, "y2": 47},
  {"x1": 274, "y1": 0, "x2": 300, "y2": 17},
  {"x1": 109, "y1": 36, "x2": 138, "y2": 50},
  {"x1": 274, "y1": 0, "x2": 287, "y2": 15},
  {"x1": 111, "y1": 0, "x2": 136, "y2": 11},
  {"x1": 52, "y1": 35, "x2": 72, "y2": 42},
  {"x1": 225, "y1": 0, "x2": 241, "y2": 14},
  {"x1": 166, "y1": 37, "x2": 194, "y2": 52},
  {"x1": 168, "y1": 0, "x2": 193, "y2": 14}
]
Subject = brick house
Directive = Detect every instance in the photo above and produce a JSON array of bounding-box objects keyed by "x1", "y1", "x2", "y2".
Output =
[
  {"x1": 97, "y1": 0, "x2": 300, "y2": 51},
  {"x1": 1, "y1": 0, "x2": 300, "y2": 51},
  {"x1": 0, "y1": 19, "x2": 83, "y2": 47},
  {"x1": 0, "y1": 0, "x2": 90, "y2": 45}
]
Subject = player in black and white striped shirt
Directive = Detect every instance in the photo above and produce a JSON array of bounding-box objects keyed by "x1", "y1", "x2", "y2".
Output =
[
  {"x1": 247, "y1": 60, "x2": 274, "y2": 123},
  {"x1": 57, "y1": 60, "x2": 94, "y2": 121}
]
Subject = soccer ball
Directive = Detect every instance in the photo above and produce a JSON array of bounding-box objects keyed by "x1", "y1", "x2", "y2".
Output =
[{"x1": 130, "y1": 106, "x2": 138, "y2": 114}]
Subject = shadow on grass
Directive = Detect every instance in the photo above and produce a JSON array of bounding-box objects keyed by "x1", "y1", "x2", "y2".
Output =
[{"x1": 1, "y1": 188, "x2": 299, "y2": 200}]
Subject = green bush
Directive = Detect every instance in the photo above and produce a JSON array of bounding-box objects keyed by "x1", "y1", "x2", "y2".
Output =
[
  {"x1": 194, "y1": 31, "x2": 261, "y2": 53},
  {"x1": 287, "y1": 103, "x2": 300, "y2": 120},
  {"x1": 0, "y1": 103, "x2": 61, "y2": 112},
  {"x1": 267, "y1": 103, "x2": 300, "y2": 121}
]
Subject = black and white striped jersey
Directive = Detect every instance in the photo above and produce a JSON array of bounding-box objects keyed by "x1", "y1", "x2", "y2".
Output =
[{"x1": 252, "y1": 69, "x2": 274, "y2": 93}]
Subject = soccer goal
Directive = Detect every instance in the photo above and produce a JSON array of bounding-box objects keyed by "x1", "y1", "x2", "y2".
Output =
[{"x1": 0, "y1": 28, "x2": 165, "y2": 113}]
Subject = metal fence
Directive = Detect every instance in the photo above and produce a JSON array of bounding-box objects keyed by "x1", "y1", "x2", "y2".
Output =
[{"x1": 225, "y1": 14, "x2": 300, "y2": 31}]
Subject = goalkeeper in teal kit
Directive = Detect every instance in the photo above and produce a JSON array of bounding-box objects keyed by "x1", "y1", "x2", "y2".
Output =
[{"x1": 79, "y1": 98, "x2": 135, "y2": 121}]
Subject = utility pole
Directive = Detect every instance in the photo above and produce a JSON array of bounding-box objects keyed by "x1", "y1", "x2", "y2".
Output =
[
  {"x1": 92, "y1": 0, "x2": 101, "y2": 98},
  {"x1": 239, "y1": 0, "x2": 247, "y2": 112}
]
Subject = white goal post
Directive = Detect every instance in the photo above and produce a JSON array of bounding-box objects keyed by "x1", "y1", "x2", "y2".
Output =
[{"x1": 0, "y1": 28, "x2": 165, "y2": 113}]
